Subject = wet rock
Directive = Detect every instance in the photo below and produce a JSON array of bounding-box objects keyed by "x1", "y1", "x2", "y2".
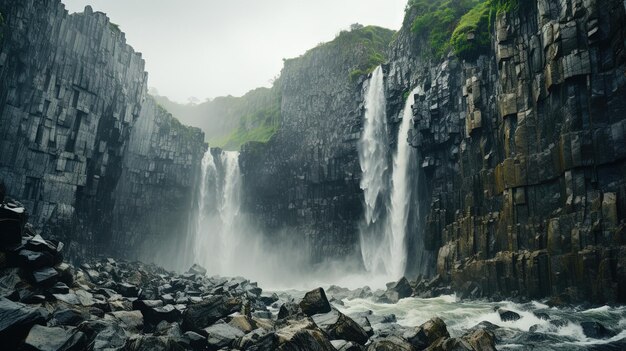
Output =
[
  {"x1": 181, "y1": 331, "x2": 207, "y2": 350},
  {"x1": 117, "y1": 282, "x2": 140, "y2": 297},
  {"x1": 92, "y1": 323, "x2": 128, "y2": 351},
  {"x1": 278, "y1": 301, "x2": 303, "y2": 319},
  {"x1": 276, "y1": 318, "x2": 335, "y2": 351},
  {"x1": 580, "y1": 321, "x2": 617, "y2": 339},
  {"x1": 462, "y1": 329, "x2": 497, "y2": 351},
  {"x1": 0, "y1": 297, "x2": 47, "y2": 346},
  {"x1": 50, "y1": 308, "x2": 85, "y2": 326},
  {"x1": 181, "y1": 295, "x2": 240, "y2": 332},
  {"x1": 187, "y1": 264, "x2": 207, "y2": 276},
  {"x1": 366, "y1": 335, "x2": 413, "y2": 351},
  {"x1": 125, "y1": 335, "x2": 183, "y2": 351},
  {"x1": 107, "y1": 310, "x2": 144, "y2": 332},
  {"x1": 429, "y1": 337, "x2": 474, "y2": 350},
  {"x1": 24, "y1": 325, "x2": 74, "y2": 351},
  {"x1": 204, "y1": 321, "x2": 245, "y2": 349},
  {"x1": 0, "y1": 203, "x2": 26, "y2": 249},
  {"x1": 381, "y1": 277, "x2": 413, "y2": 303},
  {"x1": 497, "y1": 309, "x2": 521, "y2": 322},
  {"x1": 228, "y1": 313, "x2": 258, "y2": 333},
  {"x1": 259, "y1": 292, "x2": 279, "y2": 306},
  {"x1": 533, "y1": 312, "x2": 550, "y2": 320},
  {"x1": 299, "y1": 287, "x2": 331, "y2": 316},
  {"x1": 405, "y1": 317, "x2": 450, "y2": 349},
  {"x1": 312, "y1": 309, "x2": 369, "y2": 345},
  {"x1": 31, "y1": 267, "x2": 59, "y2": 286},
  {"x1": 18, "y1": 249, "x2": 54, "y2": 270}
]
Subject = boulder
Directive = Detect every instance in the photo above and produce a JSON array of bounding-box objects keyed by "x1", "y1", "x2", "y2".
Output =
[
  {"x1": 134, "y1": 300, "x2": 180, "y2": 325},
  {"x1": 0, "y1": 202, "x2": 26, "y2": 249},
  {"x1": 181, "y1": 331, "x2": 207, "y2": 350},
  {"x1": 117, "y1": 282, "x2": 140, "y2": 297},
  {"x1": 278, "y1": 301, "x2": 303, "y2": 319},
  {"x1": 332, "y1": 340, "x2": 364, "y2": 351},
  {"x1": 32, "y1": 267, "x2": 59, "y2": 286},
  {"x1": 276, "y1": 318, "x2": 335, "y2": 351},
  {"x1": 50, "y1": 308, "x2": 85, "y2": 326},
  {"x1": 366, "y1": 335, "x2": 414, "y2": 351},
  {"x1": 204, "y1": 321, "x2": 245, "y2": 350},
  {"x1": 406, "y1": 317, "x2": 450, "y2": 349},
  {"x1": 580, "y1": 321, "x2": 617, "y2": 339},
  {"x1": 428, "y1": 337, "x2": 474, "y2": 350},
  {"x1": 462, "y1": 329, "x2": 497, "y2": 351},
  {"x1": 312, "y1": 309, "x2": 369, "y2": 345},
  {"x1": 228, "y1": 314, "x2": 258, "y2": 333},
  {"x1": 24, "y1": 325, "x2": 74, "y2": 351},
  {"x1": 107, "y1": 310, "x2": 144, "y2": 332},
  {"x1": 181, "y1": 295, "x2": 240, "y2": 332},
  {"x1": 300, "y1": 287, "x2": 331, "y2": 316},
  {"x1": 92, "y1": 322, "x2": 128, "y2": 351},
  {"x1": 0, "y1": 297, "x2": 47, "y2": 346},
  {"x1": 187, "y1": 264, "x2": 207, "y2": 276},
  {"x1": 497, "y1": 309, "x2": 521, "y2": 322},
  {"x1": 125, "y1": 335, "x2": 183, "y2": 351}
]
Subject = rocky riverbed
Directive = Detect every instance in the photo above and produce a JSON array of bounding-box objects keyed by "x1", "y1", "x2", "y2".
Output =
[{"x1": 1, "y1": 197, "x2": 625, "y2": 351}]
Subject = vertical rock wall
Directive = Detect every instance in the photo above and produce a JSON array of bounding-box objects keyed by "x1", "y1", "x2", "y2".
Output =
[
  {"x1": 389, "y1": 0, "x2": 626, "y2": 303},
  {"x1": 0, "y1": 0, "x2": 205, "y2": 263},
  {"x1": 240, "y1": 39, "x2": 371, "y2": 262}
]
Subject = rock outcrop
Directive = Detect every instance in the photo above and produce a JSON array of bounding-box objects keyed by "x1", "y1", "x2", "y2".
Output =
[
  {"x1": 383, "y1": 0, "x2": 626, "y2": 303},
  {"x1": 0, "y1": 0, "x2": 205, "y2": 264}
]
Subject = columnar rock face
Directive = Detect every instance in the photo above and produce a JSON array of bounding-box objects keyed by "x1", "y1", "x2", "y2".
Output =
[
  {"x1": 109, "y1": 96, "x2": 205, "y2": 269},
  {"x1": 386, "y1": 0, "x2": 626, "y2": 303},
  {"x1": 240, "y1": 31, "x2": 392, "y2": 262},
  {"x1": 0, "y1": 0, "x2": 205, "y2": 262}
]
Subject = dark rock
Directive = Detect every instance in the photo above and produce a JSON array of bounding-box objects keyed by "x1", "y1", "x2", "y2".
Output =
[
  {"x1": 278, "y1": 301, "x2": 303, "y2": 320},
  {"x1": 125, "y1": 335, "x2": 184, "y2": 351},
  {"x1": 382, "y1": 277, "x2": 413, "y2": 303},
  {"x1": 182, "y1": 295, "x2": 241, "y2": 333},
  {"x1": 24, "y1": 325, "x2": 74, "y2": 351},
  {"x1": 463, "y1": 329, "x2": 497, "y2": 351},
  {"x1": 332, "y1": 340, "x2": 364, "y2": 351},
  {"x1": 51, "y1": 308, "x2": 85, "y2": 326},
  {"x1": 299, "y1": 287, "x2": 331, "y2": 316},
  {"x1": 0, "y1": 297, "x2": 47, "y2": 347},
  {"x1": 0, "y1": 204, "x2": 26, "y2": 250},
  {"x1": 365, "y1": 335, "x2": 413, "y2": 351},
  {"x1": 0, "y1": 180, "x2": 5, "y2": 203},
  {"x1": 275, "y1": 318, "x2": 335, "y2": 351},
  {"x1": 182, "y1": 331, "x2": 207, "y2": 350},
  {"x1": 312, "y1": 309, "x2": 369, "y2": 345},
  {"x1": 259, "y1": 292, "x2": 279, "y2": 306},
  {"x1": 405, "y1": 316, "x2": 449, "y2": 349},
  {"x1": 497, "y1": 309, "x2": 521, "y2": 322},
  {"x1": 580, "y1": 321, "x2": 617, "y2": 339},
  {"x1": 117, "y1": 282, "x2": 140, "y2": 297},
  {"x1": 204, "y1": 321, "x2": 245, "y2": 350},
  {"x1": 18, "y1": 249, "x2": 54, "y2": 270},
  {"x1": 107, "y1": 310, "x2": 144, "y2": 332},
  {"x1": 91, "y1": 323, "x2": 128, "y2": 351},
  {"x1": 31, "y1": 267, "x2": 59, "y2": 286},
  {"x1": 533, "y1": 312, "x2": 550, "y2": 320}
]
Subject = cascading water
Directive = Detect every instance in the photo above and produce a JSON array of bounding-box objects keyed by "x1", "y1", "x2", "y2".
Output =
[
  {"x1": 385, "y1": 86, "x2": 422, "y2": 278},
  {"x1": 191, "y1": 148, "x2": 243, "y2": 275},
  {"x1": 358, "y1": 66, "x2": 423, "y2": 280},
  {"x1": 358, "y1": 66, "x2": 390, "y2": 274}
]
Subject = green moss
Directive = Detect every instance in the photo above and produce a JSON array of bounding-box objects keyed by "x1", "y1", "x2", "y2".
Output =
[
  {"x1": 290, "y1": 25, "x2": 394, "y2": 81},
  {"x1": 405, "y1": 0, "x2": 518, "y2": 61},
  {"x1": 450, "y1": 1, "x2": 492, "y2": 60}
]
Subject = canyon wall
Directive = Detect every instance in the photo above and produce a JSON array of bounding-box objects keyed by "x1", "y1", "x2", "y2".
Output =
[
  {"x1": 0, "y1": 0, "x2": 205, "y2": 263},
  {"x1": 384, "y1": 0, "x2": 626, "y2": 303},
  {"x1": 240, "y1": 27, "x2": 394, "y2": 263}
]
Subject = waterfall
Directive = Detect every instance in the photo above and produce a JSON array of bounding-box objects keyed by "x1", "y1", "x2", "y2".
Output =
[
  {"x1": 358, "y1": 66, "x2": 390, "y2": 274},
  {"x1": 386, "y1": 86, "x2": 422, "y2": 278},
  {"x1": 192, "y1": 148, "x2": 243, "y2": 275},
  {"x1": 358, "y1": 66, "x2": 423, "y2": 280}
]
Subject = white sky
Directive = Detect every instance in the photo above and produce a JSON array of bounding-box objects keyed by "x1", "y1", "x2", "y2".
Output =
[{"x1": 63, "y1": 0, "x2": 408, "y2": 103}]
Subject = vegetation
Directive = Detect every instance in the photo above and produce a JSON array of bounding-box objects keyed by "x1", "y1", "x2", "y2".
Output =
[
  {"x1": 404, "y1": 0, "x2": 518, "y2": 60},
  {"x1": 108, "y1": 22, "x2": 120, "y2": 33}
]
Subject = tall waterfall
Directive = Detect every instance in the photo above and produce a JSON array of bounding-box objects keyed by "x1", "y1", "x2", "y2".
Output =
[
  {"x1": 358, "y1": 66, "x2": 390, "y2": 274},
  {"x1": 358, "y1": 65, "x2": 423, "y2": 280},
  {"x1": 191, "y1": 148, "x2": 243, "y2": 275},
  {"x1": 386, "y1": 86, "x2": 422, "y2": 278}
]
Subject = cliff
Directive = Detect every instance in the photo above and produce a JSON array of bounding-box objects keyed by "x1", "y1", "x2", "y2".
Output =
[
  {"x1": 240, "y1": 26, "x2": 395, "y2": 263},
  {"x1": 384, "y1": 0, "x2": 626, "y2": 303},
  {"x1": 0, "y1": 0, "x2": 205, "y2": 263}
]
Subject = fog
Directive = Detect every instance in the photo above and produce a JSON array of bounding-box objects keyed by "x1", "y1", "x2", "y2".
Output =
[{"x1": 62, "y1": 0, "x2": 407, "y2": 103}]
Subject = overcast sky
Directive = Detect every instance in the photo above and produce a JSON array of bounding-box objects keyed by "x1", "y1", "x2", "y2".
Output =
[{"x1": 63, "y1": 0, "x2": 408, "y2": 103}]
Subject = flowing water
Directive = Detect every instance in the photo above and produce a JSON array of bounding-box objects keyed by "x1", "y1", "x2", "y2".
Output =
[
  {"x1": 338, "y1": 295, "x2": 626, "y2": 350},
  {"x1": 358, "y1": 68, "x2": 424, "y2": 281},
  {"x1": 358, "y1": 66, "x2": 391, "y2": 275}
]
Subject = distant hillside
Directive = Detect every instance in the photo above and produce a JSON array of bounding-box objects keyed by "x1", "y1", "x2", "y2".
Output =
[{"x1": 153, "y1": 24, "x2": 395, "y2": 151}]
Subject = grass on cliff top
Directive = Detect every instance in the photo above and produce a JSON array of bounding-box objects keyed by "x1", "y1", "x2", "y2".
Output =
[
  {"x1": 284, "y1": 24, "x2": 394, "y2": 81},
  {"x1": 405, "y1": 0, "x2": 518, "y2": 60}
]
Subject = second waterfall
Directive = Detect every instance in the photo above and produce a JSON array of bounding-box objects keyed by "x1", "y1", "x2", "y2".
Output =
[{"x1": 358, "y1": 66, "x2": 424, "y2": 280}]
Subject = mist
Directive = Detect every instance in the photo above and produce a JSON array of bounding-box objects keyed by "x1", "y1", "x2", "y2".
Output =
[{"x1": 62, "y1": 0, "x2": 408, "y2": 103}]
